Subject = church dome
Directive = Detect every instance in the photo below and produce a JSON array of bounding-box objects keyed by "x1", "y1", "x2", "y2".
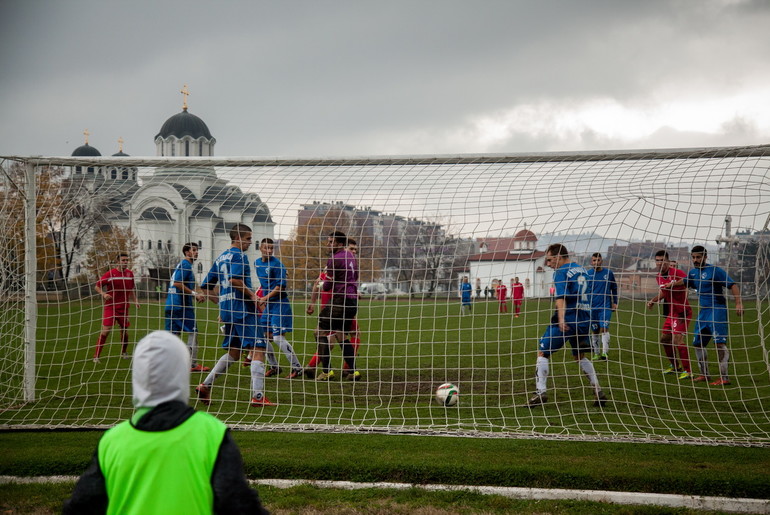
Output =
[
  {"x1": 72, "y1": 143, "x2": 102, "y2": 157},
  {"x1": 155, "y1": 109, "x2": 213, "y2": 140},
  {"x1": 112, "y1": 151, "x2": 129, "y2": 157},
  {"x1": 513, "y1": 229, "x2": 537, "y2": 242}
]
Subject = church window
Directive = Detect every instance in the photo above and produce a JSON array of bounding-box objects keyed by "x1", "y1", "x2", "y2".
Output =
[
  {"x1": 171, "y1": 142, "x2": 176, "y2": 156},
  {"x1": 148, "y1": 240, "x2": 152, "y2": 250},
  {"x1": 158, "y1": 239, "x2": 163, "y2": 250},
  {"x1": 75, "y1": 166, "x2": 81, "y2": 174},
  {"x1": 199, "y1": 141, "x2": 203, "y2": 155},
  {"x1": 198, "y1": 240, "x2": 203, "y2": 249},
  {"x1": 167, "y1": 240, "x2": 173, "y2": 253},
  {"x1": 111, "y1": 169, "x2": 117, "y2": 179},
  {"x1": 122, "y1": 170, "x2": 128, "y2": 179},
  {"x1": 197, "y1": 262, "x2": 203, "y2": 274},
  {"x1": 185, "y1": 140, "x2": 190, "y2": 156},
  {"x1": 140, "y1": 240, "x2": 144, "y2": 250}
]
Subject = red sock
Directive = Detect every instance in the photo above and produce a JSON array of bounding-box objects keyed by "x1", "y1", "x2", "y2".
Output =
[
  {"x1": 676, "y1": 344, "x2": 691, "y2": 372},
  {"x1": 307, "y1": 353, "x2": 319, "y2": 368},
  {"x1": 94, "y1": 334, "x2": 107, "y2": 358},
  {"x1": 120, "y1": 331, "x2": 129, "y2": 354}
]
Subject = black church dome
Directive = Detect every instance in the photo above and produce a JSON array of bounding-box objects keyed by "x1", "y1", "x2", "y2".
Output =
[
  {"x1": 71, "y1": 144, "x2": 102, "y2": 157},
  {"x1": 155, "y1": 109, "x2": 213, "y2": 139}
]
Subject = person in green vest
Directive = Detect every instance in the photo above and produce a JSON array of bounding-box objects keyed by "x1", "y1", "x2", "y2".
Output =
[{"x1": 64, "y1": 331, "x2": 268, "y2": 514}]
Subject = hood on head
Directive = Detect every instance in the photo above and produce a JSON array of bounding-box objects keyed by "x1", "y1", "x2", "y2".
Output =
[{"x1": 132, "y1": 331, "x2": 191, "y2": 408}]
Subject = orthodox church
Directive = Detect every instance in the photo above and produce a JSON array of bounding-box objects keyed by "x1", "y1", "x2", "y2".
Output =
[{"x1": 68, "y1": 88, "x2": 274, "y2": 282}]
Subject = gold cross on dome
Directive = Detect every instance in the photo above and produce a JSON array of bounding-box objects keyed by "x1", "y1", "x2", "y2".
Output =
[
  {"x1": 117, "y1": 137, "x2": 124, "y2": 152},
  {"x1": 181, "y1": 84, "x2": 190, "y2": 110},
  {"x1": 83, "y1": 128, "x2": 90, "y2": 145}
]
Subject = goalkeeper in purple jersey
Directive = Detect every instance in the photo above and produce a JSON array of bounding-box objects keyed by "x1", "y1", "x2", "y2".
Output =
[
  {"x1": 663, "y1": 245, "x2": 743, "y2": 386},
  {"x1": 315, "y1": 231, "x2": 361, "y2": 381},
  {"x1": 587, "y1": 253, "x2": 618, "y2": 361},
  {"x1": 524, "y1": 244, "x2": 607, "y2": 408}
]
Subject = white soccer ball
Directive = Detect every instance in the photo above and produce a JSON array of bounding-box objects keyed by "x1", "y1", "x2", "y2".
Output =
[{"x1": 435, "y1": 383, "x2": 459, "y2": 407}]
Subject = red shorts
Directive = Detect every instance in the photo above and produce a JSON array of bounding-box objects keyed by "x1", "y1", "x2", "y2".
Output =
[
  {"x1": 103, "y1": 305, "x2": 130, "y2": 328},
  {"x1": 662, "y1": 312, "x2": 691, "y2": 336},
  {"x1": 513, "y1": 300, "x2": 523, "y2": 306}
]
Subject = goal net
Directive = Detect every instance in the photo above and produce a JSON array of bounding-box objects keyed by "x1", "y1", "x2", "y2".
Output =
[{"x1": 1, "y1": 146, "x2": 769, "y2": 445}]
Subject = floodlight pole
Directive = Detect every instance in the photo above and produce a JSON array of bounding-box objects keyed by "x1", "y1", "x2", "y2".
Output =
[{"x1": 24, "y1": 162, "x2": 37, "y2": 402}]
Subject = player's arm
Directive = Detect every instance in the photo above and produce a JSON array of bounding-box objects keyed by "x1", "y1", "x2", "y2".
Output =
[
  {"x1": 555, "y1": 297, "x2": 569, "y2": 332},
  {"x1": 94, "y1": 276, "x2": 112, "y2": 302},
  {"x1": 200, "y1": 265, "x2": 220, "y2": 303},
  {"x1": 307, "y1": 274, "x2": 323, "y2": 314},
  {"x1": 730, "y1": 283, "x2": 743, "y2": 316},
  {"x1": 610, "y1": 271, "x2": 618, "y2": 311},
  {"x1": 129, "y1": 288, "x2": 140, "y2": 309},
  {"x1": 646, "y1": 292, "x2": 662, "y2": 310}
]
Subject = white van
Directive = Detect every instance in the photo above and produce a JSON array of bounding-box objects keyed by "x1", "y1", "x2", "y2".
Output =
[{"x1": 360, "y1": 282, "x2": 388, "y2": 297}]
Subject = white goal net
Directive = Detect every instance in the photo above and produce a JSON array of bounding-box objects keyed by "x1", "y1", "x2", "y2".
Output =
[{"x1": 1, "y1": 146, "x2": 769, "y2": 445}]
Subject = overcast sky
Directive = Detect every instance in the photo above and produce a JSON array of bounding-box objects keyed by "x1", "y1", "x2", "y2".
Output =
[{"x1": 2, "y1": 0, "x2": 769, "y2": 158}]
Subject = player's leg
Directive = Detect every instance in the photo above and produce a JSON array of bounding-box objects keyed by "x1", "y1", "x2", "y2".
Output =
[
  {"x1": 525, "y1": 326, "x2": 565, "y2": 406},
  {"x1": 249, "y1": 323, "x2": 276, "y2": 406},
  {"x1": 271, "y1": 304, "x2": 302, "y2": 378},
  {"x1": 711, "y1": 312, "x2": 731, "y2": 385},
  {"x1": 659, "y1": 327, "x2": 677, "y2": 373},
  {"x1": 340, "y1": 303, "x2": 360, "y2": 380},
  {"x1": 692, "y1": 315, "x2": 712, "y2": 382},
  {"x1": 94, "y1": 324, "x2": 112, "y2": 362},
  {"x1": 315, "y1": 304, "x2": 335, "y2": 380},
  {"x1": 197, "y1": 323, "x2": 243, "y2": 404}
]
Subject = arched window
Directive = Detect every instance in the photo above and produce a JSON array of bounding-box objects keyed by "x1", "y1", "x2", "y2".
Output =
[
  {"x1": 199, "y1": 141, "x2": 203, "y2": 156},
  {"x1": 140, "y1": 240, "x2": 144, "y2": 250},
  {"x1": 158, "y1": 240, "x2": 163, "y2": 250},
  {"x1": 122, "y1": 170, "x2": 128, "y2": 179},
  {"x1": 111, "y1": 169, "x2": 117, "y2": 179},
  {"x1": 148, "y1": 240, "x2": 152, "y2": 250},
  {"x1": 171, "y1": 142, "x2": 176, "y2": 156},
  {"x1": 185, "y1": 140, "x2": 190, "y2": 156},
  {"x1": 198, "y1": 240, "x2": 203, "y2": 249}
]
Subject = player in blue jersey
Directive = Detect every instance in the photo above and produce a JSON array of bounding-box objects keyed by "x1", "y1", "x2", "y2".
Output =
[
  {"x1": 587, "y1": 253, "x2": 618, "y2": 361},
  {"x1": 196, "y1": 223, "x2": 276, "y2": 407},
  {"x1": 525, "y1": 244, "x2": 607, "y2": 408},
  {"x1": 165, "y1": 242, "x2": 210, "y2": 372},
  {"x1": 664, "y1": 245, "x2": 743, "y2": 386},
  {"x1": 459, "y1": 276, "x2": 473, "y2": 314},
  {"x1": 255, "y1": 238, "x2": 303, "y2": 379}
]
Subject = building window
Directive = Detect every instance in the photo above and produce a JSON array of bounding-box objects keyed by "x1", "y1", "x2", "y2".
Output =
[
  {"x1": 185, "y1": 140, "x2": 190, "y2": 156},
  {"x1": 199, "y1": 141, "x2": 203, "y2": 156},
  {"x1": 122, "y1": 170, "x2": 128, "y2": 179},
  {"x1": 198, "y1": 240, "x2": 203, "y2": 249},
  {"x1": 158, "y1": 239, "x2": 163, "y2": 250},
  {"x1": 148, "y1": 240, "x2": 152, "y2": 250},
  {"x1": 167, "y1": 240, "x2": 172, "y2": 253},
  {"x1": 111, "y1": 169, "x2": 117, "y2": 179},
  {"x1": 140, "y1": 240, "x2": 144, "y2": 250},
  {"x1": 197, "y1": 262, "x2": 203, "y2": 274},
  {"x1": 171, "y1": 142, "x2": 176, "y2": 156}
]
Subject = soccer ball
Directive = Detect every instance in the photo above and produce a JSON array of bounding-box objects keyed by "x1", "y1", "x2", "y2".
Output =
[{"x1": 435, "y1": 383, "x2": 459, "y2": 407}]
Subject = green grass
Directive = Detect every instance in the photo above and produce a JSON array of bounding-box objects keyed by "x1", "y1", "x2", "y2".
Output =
[
  {"x1": 1, "y1": 429, "x2": 768, "y2": 513},
  {"x1": 1, "y1": 298, "x2": 769, "y2": 445}
]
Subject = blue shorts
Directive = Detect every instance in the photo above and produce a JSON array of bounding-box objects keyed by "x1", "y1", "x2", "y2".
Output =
[
  {"x1": 259, "y1": 301, "x2": 293, "y2": 336},
  {"x1": 590, "y1": 308, "x2": 613, "y2": 331},
  {"x1": 164, "y1": 309, "x2": 196, "y2": 334},
  {"x1": 538, "y1": 322, "x2": 591, "y2": 357},
  {"x1": 222, "y1": 313, "x2": 264, "y2": 349},
  {"x1": 693, "y1": 307, "x2": 729, "y2": 346}
]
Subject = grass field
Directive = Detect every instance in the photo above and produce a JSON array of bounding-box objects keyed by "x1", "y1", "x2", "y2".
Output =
[
  {"x1": 2, "y1": 429, "x2": 769, "y2": 514},
  {"x1": 1, "y1": 297, "x2": 769, "y2": 445}
]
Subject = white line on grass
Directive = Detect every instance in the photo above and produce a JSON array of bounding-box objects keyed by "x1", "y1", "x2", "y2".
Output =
[{"x1": 2, "y1": 476, "x2": 767, "y2": 513}]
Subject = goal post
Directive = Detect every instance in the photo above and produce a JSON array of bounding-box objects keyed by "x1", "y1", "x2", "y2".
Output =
[{"x1": 1, "y1": 145, "x2": 769, "y2": 445}]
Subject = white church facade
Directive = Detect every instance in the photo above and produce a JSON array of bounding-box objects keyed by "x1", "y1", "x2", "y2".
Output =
[{"x1": 67, "y1": 93, "x2": 274, "y2": 285}]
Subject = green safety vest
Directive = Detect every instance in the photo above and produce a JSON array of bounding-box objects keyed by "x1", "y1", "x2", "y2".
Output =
[{"x1": 98, "y1": 410, "x2": 227, "y2": 515}]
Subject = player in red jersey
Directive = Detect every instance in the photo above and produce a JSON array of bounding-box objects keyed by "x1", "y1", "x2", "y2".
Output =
[
  {"x1": 511, "y1": 277, "x2": 525, "y2": 317},
  {"x1": 646, "y1": 250, "x2": 692, "y2": 379},
  {"x1": 496, "y1": 279, "x2": 508, "y2": 313},
  {"x1": 93, "y1": 253, "x2": 139, "y2": 362},
  {"x1": 304, "y1": 239, "x2": 361, "y2": 378}
]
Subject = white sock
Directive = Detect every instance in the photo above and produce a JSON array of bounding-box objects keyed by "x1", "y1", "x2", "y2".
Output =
[
  {"x1": 265, "y1": 342, "x2": 279, "y2": 368},
  {"x1": 695, "y1": 347, "x2": 709, "y2": 377},
  {"x1": 187, "y1": 333, "x2": 198, "y2": 365},
  {"x1": 579, "y1": 357, "x2": 600, "y2": 393},
  {"x1": 274, "y1": 334, "x2": 301, "y2": 370},
  {"x1": 536, "y1": 356, "x2": 549, "y2": 394},
  {"x1": 601, "y1": 332, "x2": 610, "y2": 355},
  {"x1": 717, "y1": 344, "x2": 730, "y2": 380},
  {"x1": 203, "y1": 353, "x2": 236, "y2": 386},
  {"x1": 590, "y1": 334, "x2": 600, "y2": 355},
  {"x1": 251, "y1": 360, "x2": 265, "y2": 399}
]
